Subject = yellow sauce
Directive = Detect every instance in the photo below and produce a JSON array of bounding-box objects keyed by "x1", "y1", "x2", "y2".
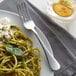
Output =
[{"x1": 52, "y1": 3, "x2": 73, "y2": 17}]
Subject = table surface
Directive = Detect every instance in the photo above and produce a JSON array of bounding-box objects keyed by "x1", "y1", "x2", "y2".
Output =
[
  {"x1": 28, "y1": 0, "x2": 76, "y2": 39},
  {"x1": 28, "y1": 0, "x2": 48, "y2": 13}
]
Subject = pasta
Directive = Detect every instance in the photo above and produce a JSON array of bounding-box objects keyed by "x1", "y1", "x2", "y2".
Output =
[{"x1": 0, "y1": 18, "x2": 41, "y2": 76}]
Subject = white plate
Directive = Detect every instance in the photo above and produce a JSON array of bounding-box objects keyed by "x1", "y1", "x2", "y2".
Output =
[{"x1": 0, "y1": 10, "x2": 54, "y2": 76}]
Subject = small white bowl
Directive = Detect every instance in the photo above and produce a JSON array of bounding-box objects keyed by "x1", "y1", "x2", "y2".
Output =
[{"x1": 47, "y1": 0, "x2": 76, "y2": 30}]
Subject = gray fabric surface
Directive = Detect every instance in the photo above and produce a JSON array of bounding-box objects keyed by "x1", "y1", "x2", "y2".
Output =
[{"x1": 0, "y1": 0, "x2": 76, "y2": 76}]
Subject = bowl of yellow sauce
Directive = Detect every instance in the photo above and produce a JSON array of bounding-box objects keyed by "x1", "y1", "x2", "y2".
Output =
[{"x1": 47, "y1": 0, "x2": 76, "y2": 29}]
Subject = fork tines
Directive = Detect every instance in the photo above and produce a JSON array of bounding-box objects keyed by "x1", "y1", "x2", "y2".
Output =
[{"x1": 17, "y1": 0, "x2": 31, "y2": 22}]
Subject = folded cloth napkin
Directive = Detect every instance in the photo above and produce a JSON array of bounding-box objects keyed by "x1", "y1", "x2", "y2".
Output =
[{"x1": 0, "y1": 0, "x2": 76, "y2": 76}]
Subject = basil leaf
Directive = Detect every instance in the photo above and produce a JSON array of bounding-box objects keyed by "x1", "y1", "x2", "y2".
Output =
[
  {"x1": 13, "y1": 48, "x2": 24, "y2": 56},
  {"x1": 5, "y1": 44, "x2": 24, "y2": 56},
  {"x1": 5, "y1": 44, "x2": 14, "y2": 54}
]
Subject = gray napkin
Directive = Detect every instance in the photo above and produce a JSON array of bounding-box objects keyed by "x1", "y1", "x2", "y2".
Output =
[{"x1": 0, "y1": 0, "x2": 76, "y2": 76}]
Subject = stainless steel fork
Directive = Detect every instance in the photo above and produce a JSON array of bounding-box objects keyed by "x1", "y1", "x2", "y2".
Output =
[{"x1": 17, "y1": 0, "x2": 60, "y2": 70}]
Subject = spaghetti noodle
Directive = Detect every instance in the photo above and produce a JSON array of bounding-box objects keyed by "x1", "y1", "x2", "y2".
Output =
[{"x1": 0, "y1": 18, "x2": 41, "y2": 76}]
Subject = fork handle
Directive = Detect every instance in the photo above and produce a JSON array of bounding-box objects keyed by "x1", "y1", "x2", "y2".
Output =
[{"x1": 32, "y1": 27, "x2": 60, "y2": 71}]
